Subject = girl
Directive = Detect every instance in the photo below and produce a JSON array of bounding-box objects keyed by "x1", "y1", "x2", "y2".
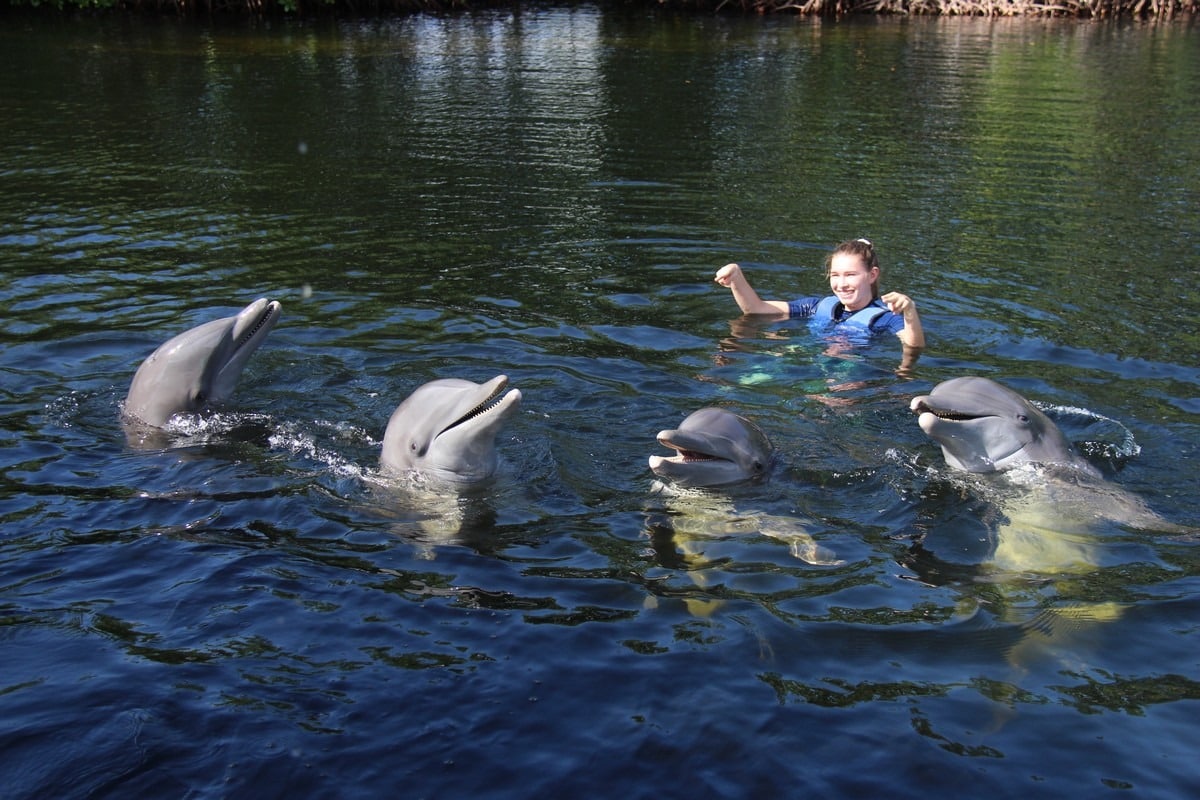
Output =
[{"x1": 714, "y1": 238, "x2": 925, "y2": 350}]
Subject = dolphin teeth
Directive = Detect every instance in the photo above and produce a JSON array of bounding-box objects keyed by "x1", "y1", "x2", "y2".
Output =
[
  {"x1": 443, "y1": 382, "x2": 508, "y2": 432},
  {"x1": 674, "y1": 448, "x2": 726, "y2": 463},
  {"x1": 234, "y1": 301, "x2": 280, "y2": 350},
  {"x1": 913, "y1": 399, "x2": 982, "y2": 422}
]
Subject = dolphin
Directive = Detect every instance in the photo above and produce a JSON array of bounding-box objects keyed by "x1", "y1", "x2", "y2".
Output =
[
  {"x1": 909, "y1": 376, "x2": 1099, "y2": 477},
  {"x1": 907, "y1": 376, "x2": 1184, "y2": 681},
  {"x1": 380, "y1": 374, "x2": 522, "y2": 486},
  {"x1": 909, "y1": 375, "x2": 1182, "y2": 567},
  {"x1": 648, "y1": 407, "x2": 774, "y2": 487},
  {"x1": 123, "y1": 298, "x2": 282, "y2": 429}
]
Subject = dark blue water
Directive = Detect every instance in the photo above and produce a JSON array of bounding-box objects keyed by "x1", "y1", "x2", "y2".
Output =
[{"x1": 2, "y1": 9, "x2": 1200, "y2": 798}]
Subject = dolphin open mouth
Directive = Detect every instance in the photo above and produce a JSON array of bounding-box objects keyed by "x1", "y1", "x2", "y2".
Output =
[
  {"x1": 213, "y1": 298, "x2": 282, "y2": 398},
  {"x1": 439, "y1": 376, "x2": 518, "y2": 436},
  {"x1": 647, "y1": 408, "x2": 772, "y2": 487},
  {"x1": 677, "y1": 449, "x2": 721, "y2": 462},
  {"x1": 233, "y1": 299, "x2": 282, "y2": 353},
  {"x1": 910, "y1": 397, "x2": 992, "y2": 422},
  {"x1": 657, "y1": 439, "x2": 728, "y2": 464},
  {"x1": 379, "y1": 375, "x2": 521, "y2": 482},
  {"x1": 909, "y1": 376, "x2": 1096, "y2": 477},
  {"x1": 653, "y1": 427, "x2": 741, "y2": 469}
]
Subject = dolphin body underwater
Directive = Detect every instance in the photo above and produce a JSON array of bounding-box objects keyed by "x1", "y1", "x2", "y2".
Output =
[
  {"x1": 646, "y1": 407, "x2": 838, "y2": 573},
  {"x1": 904, "y1": 375, "x2": 1190, "y2": 683},
  {"x1": 648, "y1": 407, "x2": 774, "y2": 488},
  {"x1": 123, "y1": 298, "x2": 282, "y2": 429},
  {"x1": 380, "y1": 374, "x2": 522, "y2": 486}
]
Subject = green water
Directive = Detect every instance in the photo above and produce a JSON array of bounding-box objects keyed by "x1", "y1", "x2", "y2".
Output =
[{"x1": 2, "y1": 10, "x2": 1199, "y2": 799}]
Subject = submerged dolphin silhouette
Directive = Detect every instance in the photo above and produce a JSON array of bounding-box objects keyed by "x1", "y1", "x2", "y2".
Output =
[
  {"x1": 648, "y1": 407, "x2": 774, "y2": 487},
  {"x1": 123, "y1": 298, "x2": 281, "y2": 428},
  {"x1": 380, "y1": 375, "x2": 522, "y2": 486},
  {"x1": 909, "y1": 376, "x2": 1099, "y2": 477}
]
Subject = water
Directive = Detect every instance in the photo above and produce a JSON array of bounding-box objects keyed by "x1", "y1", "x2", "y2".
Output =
[{"x1": 3, "y1": 9, "x2": 1200, "y2": 798}]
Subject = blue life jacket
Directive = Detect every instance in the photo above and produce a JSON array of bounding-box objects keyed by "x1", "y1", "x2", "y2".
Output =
[{"x1": 812, "y1": 296, "x2": 889, "y2": 331}]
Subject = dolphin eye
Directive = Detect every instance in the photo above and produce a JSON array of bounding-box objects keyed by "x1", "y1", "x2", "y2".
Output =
[{"x1": 1017, "y1": 414, "x2": 1030, "y2": 424}]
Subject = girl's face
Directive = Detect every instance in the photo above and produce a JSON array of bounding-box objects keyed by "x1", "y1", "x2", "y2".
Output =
[{"x1": 827, "y1": 253, "x2": 878, "y2": 311}]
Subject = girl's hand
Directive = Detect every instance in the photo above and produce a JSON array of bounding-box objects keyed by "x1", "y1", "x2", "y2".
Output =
[
  {"x1": 714, "y1": 263, "x2": 742, "y2": 287},
  {"x1": 882, "y1": 291, "x2": 915, "y2": 316}
]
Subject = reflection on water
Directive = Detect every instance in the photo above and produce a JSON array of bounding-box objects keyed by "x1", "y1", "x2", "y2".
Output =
[{"x1": 2, "y1": 9, "x2": 1200, "y2": 799}]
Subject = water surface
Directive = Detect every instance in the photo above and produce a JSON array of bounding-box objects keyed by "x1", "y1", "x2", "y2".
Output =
[{"x1": 2, "y1": 10, "x2": 1200, "y2": 798}]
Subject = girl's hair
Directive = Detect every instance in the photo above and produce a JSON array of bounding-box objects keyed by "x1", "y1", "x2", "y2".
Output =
[{"x1": 826, "y1": 238, "x2": 881, "y2": 300}]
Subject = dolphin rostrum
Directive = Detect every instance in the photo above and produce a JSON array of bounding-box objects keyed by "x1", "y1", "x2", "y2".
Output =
[
  {"x1": 380, "y1": 375, "x2": 522, "y2": 486},
  {"x1": 123, "y1": 298, "x2": 282, "y2": 429},
  {"x1": 648, "y1": 407, "x2": 774, "y2": 488},
  {"x1": 909, "y1": 376, "x2": 1099, "y2": 477}
]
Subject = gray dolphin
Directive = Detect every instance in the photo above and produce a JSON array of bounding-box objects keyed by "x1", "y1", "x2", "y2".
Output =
[
  {"x1": 123, "y1": 298, "x2": 282, "y2": 428},
  {"x1": 909, "y1": 376, "x2": 1099, "y2": 476},
  {"x1": 380, "y1": 375, "x2": 522, "y2": 485},
  {"x1": 648, "y1": 407, "x2": 774, "y2": 487},
  {"x1": 906, "y1": 376, "x2": 1183, "y2": 666}
]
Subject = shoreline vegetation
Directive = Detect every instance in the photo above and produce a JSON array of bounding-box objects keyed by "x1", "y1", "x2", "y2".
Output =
[{"x1": 0, "y1": 0, "x2": 1196, "y2": 20}]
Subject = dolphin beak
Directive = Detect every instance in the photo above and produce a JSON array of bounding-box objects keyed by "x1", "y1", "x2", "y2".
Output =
[
  {"x1": 439, "y1": 376, "x2": 520, "y2": 436},
  {"x1": 213, "y1": 298, "x2": 282, "y2": 397},
  {"x1": 655, "y1": 430, "x2": 728, "y2": 463},
  {"x1": 910, "y1": 397, "x2": 938, "y2": 432},
  {"x1": 230, "y1": 298, "x2": 282, "y2": 350}
]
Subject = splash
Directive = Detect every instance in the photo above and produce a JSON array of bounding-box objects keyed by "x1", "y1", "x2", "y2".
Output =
[
  {"x1": 267, "y1": 419, "x2": 369, "y2": 480},
  {"x1": 1036, "y1": 403, "x2": 1142, "y2": 463}
]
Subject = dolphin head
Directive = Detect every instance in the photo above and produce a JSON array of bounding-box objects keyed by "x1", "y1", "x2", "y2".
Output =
[
  {"x1": 123, "y1": 298, "x2": 282, "y2": 428},
  {"x1": 909, "y1": 376, "x2": 1091, "y2": 474},
  {"x1": 648, "y1": 407, "x2": 774, "y2": 488},
  {"x1": 380, "y1": 375, "x2": 522, "y2": 485}
]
